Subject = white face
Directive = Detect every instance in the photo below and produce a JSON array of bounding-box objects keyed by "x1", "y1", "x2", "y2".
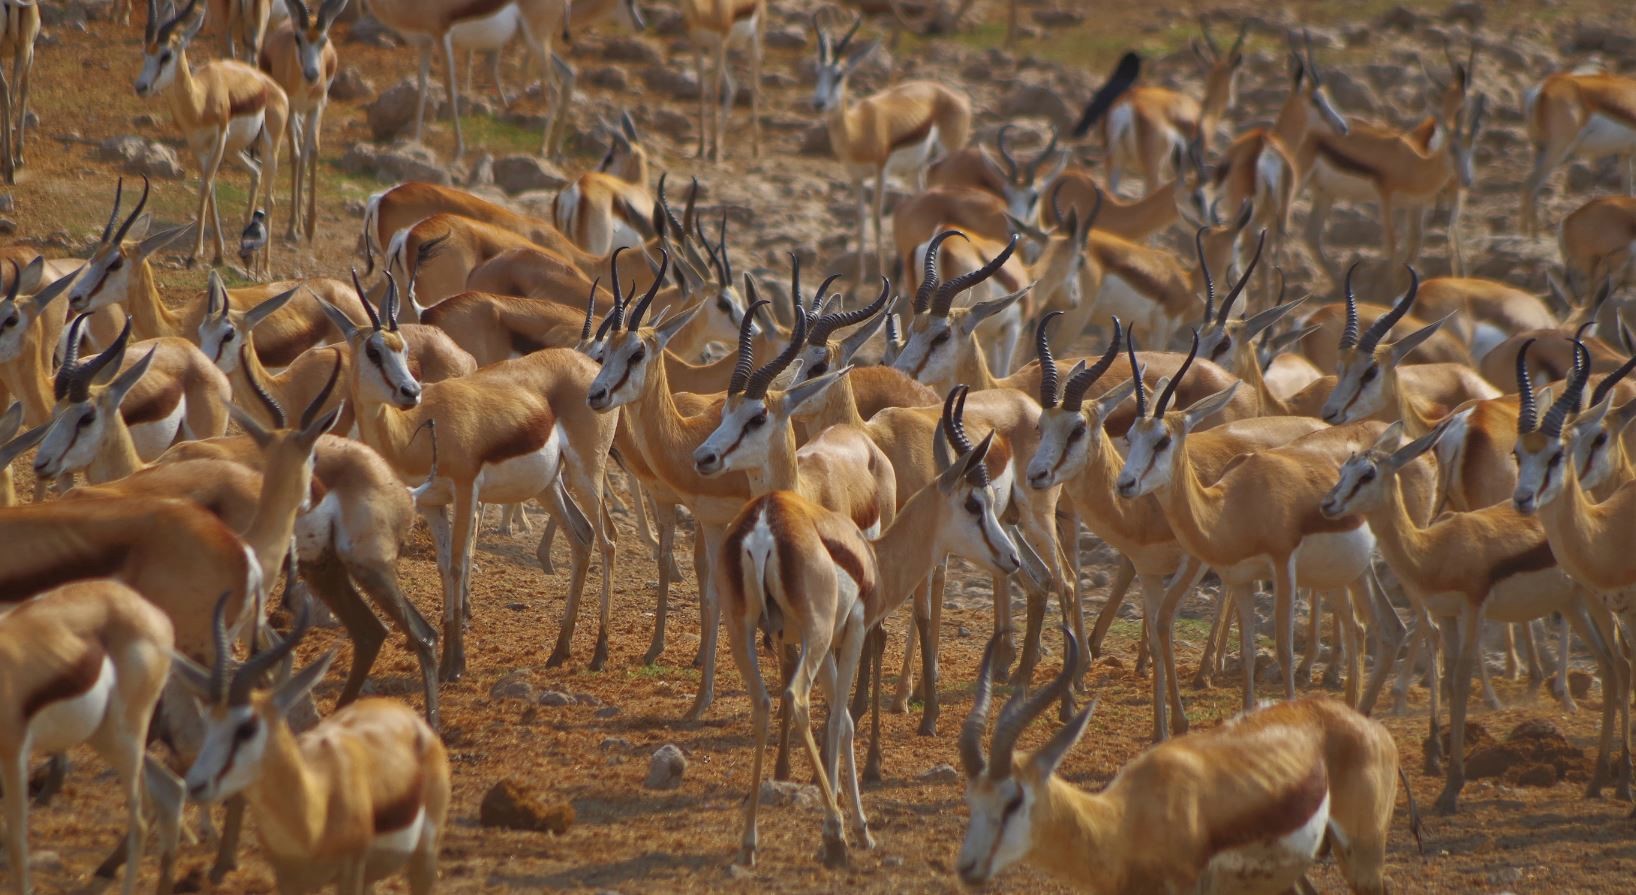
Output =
[
  {"x1": 1035, "y1": 238, "x2": 1086, "y2": 314},
  {"x1": 68, "y1": 245, "x2": 136, "y2": 315},
  {"x1": 134, "y1": 42, "x2": 183, "y2": 97},
  {"x1": 1003, "y1": 184, "x2": 1040, "y2": 222},
  {"x1": 586, "y1": 331, "x2": 655, "y2": 411},
  {"x1": 947, "y1": 479, "x2": 1023, "y2": 577},
  {"x1": 356, "y1": 330, "x2": 421, "y2": 409},
  {"x1": 693, "y1": 395, "x2": 773, "y2": 476},
  {"x1": 34, "y1": 399, "x2": 109, "y2": 479},
  {"x1": 812, "y1": 59, "x2": 845, "y2": 112},
  {"x1": 185, "y1": 704, "x2": 269, "y2": 803},
  {"x1": 1321, "y1": 452, "x2": 1385, "y2": 518},
  {"x1": 703, "y1": 286, "x2": 750, "y2": 346},
  {"x1": 198, "y1": 315, "x2": 245, "y2": 373},
  {"x1": 1568, "y1": 418, "x2": 1620, "y2": 492},
  {"x1": 892, "y1": 314, "x2": 960, "y2": 390},
  {"x1": 1321, "y1": 352, "x2": 1386, "y2": 425},
  {"x1": 1115, "y1": 417, "x2": 1177, "y2": 498},
  {"x1": 1028, "y1": 407, "x2": 1095, "y2": 490},
  {"x1": 957, "y1": 774, "x2": 1037, "y2": 886},
  {"x1": 1512, "y1": 431, "x2": 1567, "y2": 514},
  {"x1": 293, "y1": 28, "x2": 330, "y2": 85}
]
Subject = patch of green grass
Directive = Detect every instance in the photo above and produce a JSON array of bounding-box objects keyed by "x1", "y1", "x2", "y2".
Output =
[{"x1": 460, "y1": 114, "x2": 542, "y2": 157}]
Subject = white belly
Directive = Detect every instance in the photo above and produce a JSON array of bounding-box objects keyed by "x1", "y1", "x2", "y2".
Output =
[
  {"x1": 1255, "y1": 145, "x2": 1287, "y2": 196},
  {"x1": 129, "y1": 400, "x2": 187, "y2": 460},
  {"x1": 1107, "y1": 103, "x2": 1137, "y2": 160},
  {"x1": 1469, "y1": 321, "x2": 1507, "y2": 362},
  {"x1": 224, "y1": 111, "x2": 266, "y2": 155},
  {"x1": 450, "y1": 5, "x2": 521, "y2": 51},
  {"x1": 1575, "y1": 113, "x2": 1636, "y2": 157},
  {"x1": 474, "y1": 434, "x2": 562, "y2": 505},
  {"x1": 884, "y1": 126, "x2": 939, "y2": 181},
  {"x1": 30, "y1": 656, "x2": 116, "y2": 755},
  {"x1": 372, "y1": 806, "x2": 425, "y2": 858},
  {"x1": 607, "y1": 219, "x2": 644, "y2": 254},
  {"x1": 1199, "y1": 791, "x2": 1329, "y2": 895},
  {"x1": 293, "y1": 490, "x2": 341, "y2": 563},
  {"x1": 1293, "y1": 525, "x2": 1375, "y2": 589},
  {"x1": 729, "y1": 12, "x2": 759, "y2": 43}
]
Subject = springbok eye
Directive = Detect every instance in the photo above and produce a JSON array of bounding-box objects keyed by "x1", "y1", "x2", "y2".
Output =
[
  {"x1": 1068, "y1": 425, "x2": 1086, "y2": 442},
  {"x1": 931, "y1": 331, "x2": 951, "y2": 346},
  {"x1": 366, "y1": 346, "x2": 381, "y2": 363},
  {"x1": 160, "y1": 50, "x2": 173, "y2": 63},
  {"x1": 748, "y1": 411, "x2": 767, "y2": 429},
  {"x1": 1593, "y1": 433, "x2": 1609, "y2": 450},
  {"x1": 108, "y1": 257, "x2": 124, "y2": 271},
  {"x1": 1155, "y1": 434, "x2": 1172, "y2": 452},
  {"x1": 717, "y1": 297, "x2": 732, "y2": 311},
  {"x1": 1360, "y1": 468, "x2": 1376, "y2": 482},
  {"x1": 809, "y1": 361, "x2": 828, "y2": 377},
  {"x1": 223, "y1": 331, "x2": 234, "y2": 341},
  {"x1": 964, "y1": 494, "x2": 982, "y2": 515},
  {"x1": 1548, "y1": 452, "x2": 1562, "y2": 469},
  {"x1": 630, "y1": 346, "x2": 646, "y2": 363},
  {"x1": 77, "y1": 412, "x2": 95, "y2": 429},
  {"x1": 1002, "y1": 792, "x2": 1024, "y2": 819},
  {"x1": 235, "y1": 718, "x2": 259, "y2": 742},
  {"x1": 2, "y1": 316, "x2": 14, "y2": 328},
  {"x1": 1361, "y1": 366, "x2": 1378, "y2": 383}
]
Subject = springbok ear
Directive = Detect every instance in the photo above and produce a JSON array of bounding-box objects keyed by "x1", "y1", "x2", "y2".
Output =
[
  {"x1": 1369, "y1": 419, "x2": 1406, "y2": 453},
  {"x1": 1612, "y1": 395, "x2": 1636, "y2": 433},
  {"x1": 1182, "y1": 381, "x2": 1240, "y2": 431},
  {"x1": 620, "y1": 110, "x2": 639, "y2": 142},
  {"x1": 839, "y1": 310, "x2": 888, "y2": 364},
  {"x1": 1030, "y1": 700, "x2": 1097, "y2": 778},
  {"x1": 139, "y1": 224, "x2": 194, "y2": 259},
  {"x1": 846, "y1": 39, "x2": 880, "y2": 71},
  {"x1": 245, "y1": 286, "x2": 302, "y2": 331},
  {"x1": 300, "y1": 405, "x2": 343, "y2": 445},
  {"x1": 959, "y1": 285, "x2": 1031, "y2": 336},
  {"x1": 1011, "y1": 524, "x2": 1051, "y2": 589},
  {"x1": 181, "y1": 8, "x2": 207, "y2": 43},
  {"x1": 653, "y1": 301, "x2": 703, "y2": 348},
  {"x1": 14, "y1": 255, "x2": 44, "y2": 294},
  {"x1": 107, "y1": 347, "x2": 157, "y2": 407},
  {"x1": 229, "y1": 404, "x2": 275, "y2": 448},
  {"x1": 318, "y1": 299, "x2": 359, "y2": 341},
  {"x1": 0, "y1": 421, "x2": 48, "y2": 470},
  {"x1": 270, "y1": 650, "x2": 335, "y2": 717},
  {"x1": 1388, "y1": 314, "x2": 1451, "y2": 364},
  {"x1": 1242, "y1": 294, "x2": 1309, "y2": 340},
  {"x1": 1005, "y1": 213, "x2": 1051, "y2": 245},
  {"x1": 1387, "y1": 417, "x2": 1452, "y2": 470},
  {"x1": 783, "y1": 365, "x2": 851, "y2": 412},
  {"x1": 0, "y1": 401, "x2": 20, "y2": 443},
  {"x1": 169, "y1": 651, "x2": 215, "y2": 699},
  {"x1": 1095, "y1": 377, "x2": 1139, "y2": 418}
]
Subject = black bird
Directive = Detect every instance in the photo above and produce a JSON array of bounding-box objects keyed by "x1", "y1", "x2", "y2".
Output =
[{"x1": 239, "y1": 209, "x2": 268, "y2": 266}]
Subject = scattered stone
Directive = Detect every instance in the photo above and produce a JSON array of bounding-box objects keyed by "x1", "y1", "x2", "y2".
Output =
[
  {"x1": 1090, "y1": 570, "x2": 1110, "y2": 588},
  {"x1": 799, "y1": 122, "x2": 833, "y2": 157},
  {"x1": 759, "y1": 779, "x2": 821, "y2": 808},
  {"x1": 171, "y1": 866, "x2": 206, "y2": 893},
  {"x1": 338, "y1": 141, "x2": 451, "y2": 185},
  {"x1": 645, "y1": 744, "x2": 687, "y2": 790},
  {"x1": 368, "y1": 80, "x2": 440, "y2": 141},
  {"x1": 0, "y1": 195, "x2": 12, "y2": 213},
  {"x1": 1464, "y1": 718, "x2": 1585, "y2": 787},
  {"x1": 1002, "y1": 83, "x2": 1071, "y2": 130},
  {"x1": 329, "y1": 65, "x2": 375, "y2": 102},
  {"x1": 726, "y1": 863, "x2": 753, "y2": 880},
  {"x1": 1442, "y1": 1, "x2": 1485, "y2": 27},
  {"x1": 575, "y1": 693, "x2": 604, "y2": 706},
  {"x1": 27, "y1": 850, "x2": 63, "y2": 872},
  {"x1": 538, "y1": 690, "x2": 574, "y2": 706},
  {"x1": 595, "y1": 705, "x2": 621, "y2": 719},
  {"x1": 96, "y1": 135, "x2": 185, "y2": 179},
  {"x1": 493, "y1": 154, "x2": 567, "y2": 195},
  {"x1": 347, "y1": 13, "x2": 403, "y2": 48},
  {"x1": 918, "y1": 763, "x2": 959, "y2": 784},
  {"x1": 479, "y1": 779, "x2": 575, "y2": 834},
  {"x1": 1569, "y1": 670, "x2": 1593, "y2": 699},
  {"x1": 503, "y1": 600, "x2": 526, "y2": 612},
  {"x1": 1033, "y1": 8, "x2": 1085, "y2": 27},
  {"x1": 601, "y1": 35, "x2": 662, "y2": 65},
  {"x1": 882, "y1": 854, "x2": 905, "y2": 868},
  {"x1": 1376, "y1": 6, "x2": 1427, "y2": 31},
  {"x1": 599, "y1": 736, "x2": 631, "y2": 752},
  {"x1": 765, "y1": 26, "x2": 807, "y2": 50},
  {"x1": 641, "y1": 64, "x2": 700, "y2": 100},
  {"x1": 489, "y1": 671, "x2": 535, "y2": 702},
  {"x1": 0, "y1": 219, "x2": 15, "y2": 237},
  {"x1": 582, "y1": 65, "x2": 630, "y2": 91}
]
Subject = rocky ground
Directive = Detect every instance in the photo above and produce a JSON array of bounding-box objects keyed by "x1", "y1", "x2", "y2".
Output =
[{"x1": 6, "y1": 0, "x2": 1636, "y2": 892}]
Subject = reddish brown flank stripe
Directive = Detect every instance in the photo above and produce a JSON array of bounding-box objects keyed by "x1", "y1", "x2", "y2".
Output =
[
  {"x1": 23, "y1": 642, "x2": 107, "y2": 721},
  {"x1": 447, "y1": 0, "x2": 512, "y2": 27},
  {"x1": 0, "y1": 548, "x2": 131, "y2": 604},
  {"x1": 122, "y1": 376, "x2": 184, "y2": 427},
  {"x1": 890, "y1": 117, "x2": 937, "y2": 153},
  {"x1": 1313, "y1": 139, "x2": 1380, "y2": 181},
  {"x1": 1096, "y1": 252, "x2": 1174, "y2": 307},
  {"x1": 820, "y1": 535, "x2": 876, "y2": 606},
  {"x1": 479, "y1": 410, "x2": 557, "y2": 467},
  {"x1": 372, "y1": 770, "x2": 424, "y2": 834},
  {"x1": 1206, "y1": 761, "x2": 1329, "y2": 856},
  {"x1": 229, "y1": 87, "x2": 269, "y2": 119},
  {"x1": 731, "y1": 0, "x2": 761, "y2": 22},
  {"x1": 1486, "y1": 540, "x2": 1556, "y2": 592}
]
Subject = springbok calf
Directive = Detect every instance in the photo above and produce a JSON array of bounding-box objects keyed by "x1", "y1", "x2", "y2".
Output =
[
  {"x1": 1, "y1": 580, "x2": 180, "y2": 895},
  {"x1": 685, "y1": 0, "x2": 765, "y2": 163},
  {"x1": 722, "y1": 429, "x2": 1022, "y2": 867},
  {"x1": 1522, "y1": 66, "x2": 1636, "y2": 237},
  {"x1": 175, "y1": 601, "x2": 450, "y2": 894},
  {"x1": 0, "y1": 0, "x2": 39, "y2": 184},
  {"x1": 811, "y1": 14, "x2": 970, "y2": 284},
  {"x1": 259, "y1": 0, "x2": 345, "y2": 242},
  {"x1": 135, "y1": 0, "x2": 290, "y2": 268},
  {"x1": 553, "y1": 114, "x2": 654, "y2": 255},
  {"x1": 958, "y1": 633, "x2": 1412, "y2": 895}
]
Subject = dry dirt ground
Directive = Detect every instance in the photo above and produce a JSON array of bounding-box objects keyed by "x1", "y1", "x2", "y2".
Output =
[{"x1": 7, "y1": 0, "x2": 1636, "y2": 893}]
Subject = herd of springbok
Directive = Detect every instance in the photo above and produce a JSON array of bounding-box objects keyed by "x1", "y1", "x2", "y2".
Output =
[{"x1": 4, "y1": 1, "x2": 1636, "y2": 892}]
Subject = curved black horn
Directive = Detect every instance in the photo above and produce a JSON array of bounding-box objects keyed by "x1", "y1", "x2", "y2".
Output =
[
  {"x1": 299, "y1": 354, "x2": 343, "y2": 430},
  {"x1": 101, "y1": 178, "x2": 125, "y2": 245},
  {"x1": 727, "y1": 296, "x2": 767, "y2": 396},
  {"x1": 381, "y1": 271, "x2": 401, "y2": 331},
  {"x1": 1591, "y1": 350, "x2": 1636, "y2": 410},
  {"x1": 243, "y1": 348, "x2": 287, "y2": 427},
  {"x1": 914, "y1": 230, "x2": 964, "y2": 315},
  {"x1": 1195, "y1": 225, "x2": 1217, "y2": 325},
  {"x1": 227, "y1": 601, "x2": 311, "y2": 707},
  {"x1": 208, "y1": 591, "x2": 234, "y2": 703},
  {"x1": 1515, "y1": 339, "x2": 1538, "y2": 434},
  {"x1": 1339, "y1": 261, "x2": 1363, "y2": 350},
  {"x1": 1542, "y1": 340, "x2": 1592, "y2": 438},
  {"x1": 62, "y1": 316, "x2": 131, "y2": 403},
  {"x1": 1128, "y1": 331, "x2": 1148, "y2": 418},
  {"x1": 940, "y1": 385, "x2": 992, "y2": 489},
  {"x1": 809, "y1": 276, "x2": 889, "y2": 345},
  {"x1": 1026, "y1": 126, "x2": 1060, "y2": 181},
  {"x1": 744, "y1": 304, "x2": 806, "y2": 399},
  {"x1": 1155, "y1": 330, "x2": 1200, "y2": 416},
  {"x1": 580, "y1": 277, "x2": 601, "y2": 342},
  {"x1": 995, "y1": 124, "x2": 1020, "y2": 181},
  {"x1": 1218, "y1": 228, "x2": 1267, "y2": 325},
  {"x1": 1036, "y1": 310, "x2": 1063, "y2": 408},
  {"x1": 809, "y1": 274, "x2": 843, "y2": 317},
  {"x1": 111, "y1": 176, "x2": 150, "y2": 247},
  {"x1": 1357, "y1": 266, "x2": 1420, "y2": 353},
  {"x1": 349, "y1": 268, "x2": 382, "y2": 331},
  {"x1": 934, "y1": 234, "x2": 1019, "y2": 316},
  {"x1": 988, "y1": 627, "x2": 1079, "y2": 780},
  {"x1": 959, "y1": 633, "x2": 1003, "y2": 777},
  {"x1": 626, "y1": 248, "x2": 668, "y2": 330},
  {"x1": 1063, "y1": 318, "x2": 1123, "y2": 412}
]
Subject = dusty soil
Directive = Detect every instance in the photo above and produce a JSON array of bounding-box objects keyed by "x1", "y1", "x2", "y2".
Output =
[{"x1": 7, "y1": 0, "x2": 1636, "y2": 893}]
